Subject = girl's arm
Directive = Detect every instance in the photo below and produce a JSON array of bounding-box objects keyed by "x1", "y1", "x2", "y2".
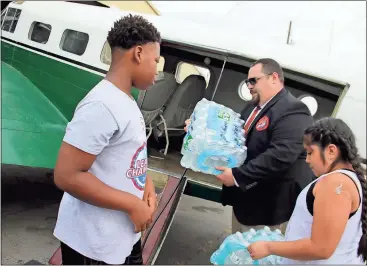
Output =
[{"x1": 249, "y1": 172, "x2": 355, "y2": 260}]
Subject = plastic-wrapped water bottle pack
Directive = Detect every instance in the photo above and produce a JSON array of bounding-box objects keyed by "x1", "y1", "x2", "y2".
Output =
[
  {"x1": 210, "y1": 227, "x2": 285, "y2": 265},
  {"x1": 181, "y1": 99, "x2": 247, "y2": 175}
]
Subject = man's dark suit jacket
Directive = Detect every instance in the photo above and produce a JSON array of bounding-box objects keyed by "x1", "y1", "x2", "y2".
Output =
[{"x1": 221, "y1": 88, "x2": 314, "y2": 226}]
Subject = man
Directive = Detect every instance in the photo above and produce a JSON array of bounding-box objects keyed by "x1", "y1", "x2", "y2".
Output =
[
  {"x1": 52, "y1": 15, "x2": 161, "y2": 265},
  {"x1": 217, "y1": 58, "x2": 314, "y2": 233},
  {"x1": 185, "y1": 58, "x2": 314, "y2": 233}
]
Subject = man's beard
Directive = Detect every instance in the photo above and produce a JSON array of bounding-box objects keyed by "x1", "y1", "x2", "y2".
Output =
[{"x1": 251, "y1": 94, "x2": 260, "y2": 106}]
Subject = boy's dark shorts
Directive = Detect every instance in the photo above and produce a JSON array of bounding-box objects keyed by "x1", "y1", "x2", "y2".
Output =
[{"x1": 60, "y1": 239, "x2": 143, "y2": 265}]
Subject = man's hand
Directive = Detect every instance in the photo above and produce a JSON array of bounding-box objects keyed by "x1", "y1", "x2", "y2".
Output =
[
  {"x1": 216, "y1": 166, "x2": 235, "y2": 187},
  {"x1": 184, "y1": 119, "x2": 191, "y2": 132}
]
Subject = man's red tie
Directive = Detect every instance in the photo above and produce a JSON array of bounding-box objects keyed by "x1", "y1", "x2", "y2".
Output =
[{"x1": 244, "y1": 106, "x2": 261, "y2": 135}]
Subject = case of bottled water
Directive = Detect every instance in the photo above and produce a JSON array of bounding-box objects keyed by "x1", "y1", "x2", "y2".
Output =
[
  {"x1": 181, "y1": 99, "x2": 247, "y2": 175},
  {"x1": 210, "y1": 227, "x2": 285, "y2": 265}
]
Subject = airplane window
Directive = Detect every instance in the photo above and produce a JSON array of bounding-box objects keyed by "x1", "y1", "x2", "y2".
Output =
[
  {"x1": 2, "y1": 8, "x2": 21, "y2": 33},
  {"x1": 157, "y1": 56, "x2": 165, "y2": 72},
  {"x1": 238, "y1": 80, "x2": 252, "y2": 101},
  {"x1": 100, "y1": 41, "x2": 112, "y2": 65},
  {"x1": 29, "y1": 21, "x2": 52, "y2": 44},
  {"x1": 2, "y1": 8, "x2": 15, "y2": 32},
  {"x1": 299, "y1": 95, "x2": 318, "y2": 116},
  {"x1": 175, "y1": 62, "x2": 210, "y2": 88},
  {"x1": 11, "y1": 9, "x2": 21, "y2": 32},
  {"x1": 60, "y1": 29, "x2": 89, "y2": 56},
  {"x1": 1, "y1": 9, "x2": 6, "y2": 26}
]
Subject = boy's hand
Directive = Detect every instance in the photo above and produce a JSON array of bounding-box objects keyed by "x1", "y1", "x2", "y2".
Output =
[
  {"x1": 128, "y1": 198, "x2": 154, "y2": 233},
  {"x1": 147, "y1": 194, "x2": 157, "y2": 212},
  {"x1": 143, "y1": 176, "x2": 157, "y2": 211}
]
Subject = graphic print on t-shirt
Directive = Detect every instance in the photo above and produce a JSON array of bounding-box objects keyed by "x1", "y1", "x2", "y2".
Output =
[{"x1": 126, "y1": 142, "x2": 147, "y2": 191}]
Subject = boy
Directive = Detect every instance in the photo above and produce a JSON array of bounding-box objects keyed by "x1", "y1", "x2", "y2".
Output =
[{"x1": 53, "y1": 14, "x2": 161, "y2": 265}]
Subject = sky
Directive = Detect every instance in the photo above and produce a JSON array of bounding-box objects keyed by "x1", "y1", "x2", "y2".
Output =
[
  {"x1": 151, "y1": 1, "x2": 237, "y2": 20},
  {"x1": 150, "y1": 1, "x2": 366, "y2": 44},
  {"x1": 151, "y1": 1, "x2": 365, "y2": 23}
]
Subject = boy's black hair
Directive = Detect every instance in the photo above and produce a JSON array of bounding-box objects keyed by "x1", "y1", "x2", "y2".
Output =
[
  {"x1": 107, "y1": 14, "x2": 161, "y2": 50},
  {"x1": 304, "y1": 117, "x2": 367, "y2": 261}
]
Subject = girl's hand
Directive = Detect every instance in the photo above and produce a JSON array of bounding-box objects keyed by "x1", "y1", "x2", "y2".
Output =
[{"x1": 247, "y1": 241, "x2": 271, "y2": 260}]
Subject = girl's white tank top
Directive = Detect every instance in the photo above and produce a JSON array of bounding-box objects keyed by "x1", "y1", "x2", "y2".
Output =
[{"x1": 282, "y1": 169, "x2": 365, "y2": 264}]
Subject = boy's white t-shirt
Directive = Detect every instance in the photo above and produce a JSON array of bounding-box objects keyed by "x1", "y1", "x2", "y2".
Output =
[{"x1": 53, "y1": 79, "x2": 147, "y2": 264}]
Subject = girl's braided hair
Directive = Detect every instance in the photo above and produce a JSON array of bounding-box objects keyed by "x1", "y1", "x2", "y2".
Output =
[{"x1": 304, "y1": 117, "x2": 367, "y2": 261}]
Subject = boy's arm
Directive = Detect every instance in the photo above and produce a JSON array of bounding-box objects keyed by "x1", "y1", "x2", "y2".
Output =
[{"x1": 54, "y1": 142, "x2": 141, "y2": 213}]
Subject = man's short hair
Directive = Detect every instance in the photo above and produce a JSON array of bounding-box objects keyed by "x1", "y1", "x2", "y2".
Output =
[
  {"x1": 107, "y1": 14, "x2": 161, "y2": 50},
  {"x1": 251, "y1": 58, "x2": 285, "y2": 83}
]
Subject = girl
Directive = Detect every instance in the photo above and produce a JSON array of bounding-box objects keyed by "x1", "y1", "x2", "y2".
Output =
[{"x1": 247, "y1": 117, "x2": 367, "y2": 264}]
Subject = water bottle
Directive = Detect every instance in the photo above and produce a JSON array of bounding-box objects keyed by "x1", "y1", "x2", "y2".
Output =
[
  {"x1": 195, "y1": 141, "x2": 238, "y2": 175},
  {"x1": 211, "y1": 232, "x2": 244, "y2": 265},
  {"x1": 250, "y1": 227, "x2": 285, "y2": 265},
  {"x1": 181, "y1": 134, "x2": 204, "y2": 170},
  {"x1": 181, "y1": 125, "x2": 191, "y2": 155},
  {"x1": 223, "y1": 232, "x2": 250, "y2": 265},
  {"x1": 211, "y1": 228, "x2": 285, "y2": 265},
  {"x1": 182, "y1": 98, "x2": 211, "y2": 155},
  {"x1": 181, "y1": 113, "x2": 206, "y2": 156},
  {"x1": 225, "y1": 250, "x2": 253, "y2": 265},
  {"x1": 242, "y1": 228, "x2": 257, "y2": 240},
  {"x1": 181, "y1": 99, "x2": 247, "y2": 175},
  {"x1": 269, "y1": 229, "x2": 284, "y2": 241},
  {"x1": 224, "y1": 251, "x2": 245, "y2": 265}
]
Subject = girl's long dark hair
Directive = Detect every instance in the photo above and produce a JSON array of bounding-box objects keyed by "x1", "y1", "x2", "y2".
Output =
[{"x1": 304, "y1": 117, "x2": 367, "y2": 262}]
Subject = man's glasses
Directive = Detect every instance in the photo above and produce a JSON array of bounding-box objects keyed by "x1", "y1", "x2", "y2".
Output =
[{"x1": 245, "y1": 73, "x2": 273, "y2": 86}]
